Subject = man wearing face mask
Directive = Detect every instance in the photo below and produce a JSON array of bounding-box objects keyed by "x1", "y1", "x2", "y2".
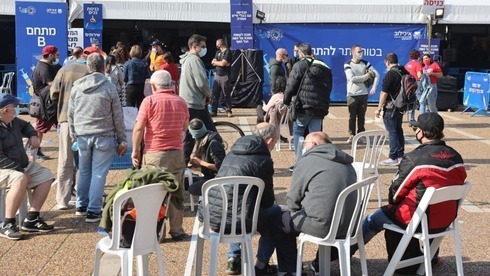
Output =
[
  {"x1": 352, "y1": 113, "x2": 466, "y2": 267},
  {"x1": 344, "y1": 44, "x2": 380, "y2": 143},
  {"x1": 32, "y1": 45, "x2": 62, "y2": 159},
  {"x1": 179, "y1": 34, "x2": 217, "y2": 165},
  {"x1": 266, "y1": 131, "x2": 357, "y2": 274},
  {"x1": 285, "y1": 42, "x2": 301, "y2": 77},
  {"x1": 0, "y1": 94, "x2": 56, "y2": 240},
  {"x1": 210, "y1": 38, "x2": 233, "y2": 117}
]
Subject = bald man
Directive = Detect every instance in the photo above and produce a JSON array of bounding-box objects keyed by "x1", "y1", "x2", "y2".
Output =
[
  {"x1": 269, "y1": 48, "x2": 288, "y2": 91},
  {"x1": 270, "y1": 131, "x2": 358, "y2": 274}
]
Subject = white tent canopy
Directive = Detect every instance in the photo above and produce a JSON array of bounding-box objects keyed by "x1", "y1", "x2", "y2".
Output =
[{"x1": 3, "y1": 0, "x2": 490, "y2": 24}]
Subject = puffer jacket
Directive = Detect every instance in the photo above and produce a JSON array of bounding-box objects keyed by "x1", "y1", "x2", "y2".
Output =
[
  {"x1": 200, "y1": 135, "x2": 275, "y2": 232},
  {"x1": 283, "y1": 56, "x2": 332, "y2": 118},
  {"x1": 0, "y1": 118, "x2": 37, "y2": 171},
  {"x1": 382, "y1": 140, "x2": 467, "y2": 231}
]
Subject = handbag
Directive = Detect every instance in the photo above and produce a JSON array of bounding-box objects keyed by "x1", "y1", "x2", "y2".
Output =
[
  {"x1": 288, "y1": 59, "x2": 313, "y2": 121},
  {"x1": 28, "y1": 95, "x2": 42, "y2": 119},
  {"x1": 364, "y1": 68, "x2": 375, "y2": 88}
]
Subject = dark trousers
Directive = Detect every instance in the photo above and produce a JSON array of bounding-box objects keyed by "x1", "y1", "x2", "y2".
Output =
[
  {"x1": 383, "y1": 109, "x2": 405, "y2": 160},
  {"x1": 183, "y1": 107, "x2": 217, "y2": 164},
  {"x1": 347, "y1": 94, "x2": 368, "y2": 135},
  {"x1": 211, "y1": 74, "x2": 232, "y2": 112},
  {"x1": 126, "y1": 83, "x2": 145, "y2": 109},
  {"x1": 256, "y1": 105, "x2": 265, "y2": 124}
]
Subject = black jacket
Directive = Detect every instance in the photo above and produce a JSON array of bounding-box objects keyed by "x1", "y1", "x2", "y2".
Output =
[
  {"x1": 201, "y1": 135, "x2": 275, "y2": 232},
  {"x1": 0, "y1": 118, "x2": 38, "y2": 171},
  {"x1": 269, "y1": 58, "x2": 286, "y2": 89},
  {"x1": 284, "y1": 57, "x2": 332, "y2": 118},
  {"x1": 194, "y1": 131, "x2": 225, "y2": 179}
]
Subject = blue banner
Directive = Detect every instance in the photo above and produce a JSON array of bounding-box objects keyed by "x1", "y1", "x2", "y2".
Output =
[
  {"x1": 15, "y1": 1, "x2": 68, "y2": 103},
  {"x1": 230, "y1": 0, "x2": 253, "y2": 49},
  {"x1": 254, "y1": 24, "x2": 426, "y2": 102},
  {"x1": 84, "y1": 3, "x2": 103, "y2": 47},
  {"x1": 463, "y1": 72, "x2": 489, "y2": 111}
]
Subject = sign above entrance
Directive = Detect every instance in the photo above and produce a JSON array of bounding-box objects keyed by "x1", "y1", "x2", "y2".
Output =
[
  {"x1": 421, "y1": 0, "x2": 445, "y2": 15},
  {"x1": 230, "y1": 0, "x2": 253, "y2": 49}
]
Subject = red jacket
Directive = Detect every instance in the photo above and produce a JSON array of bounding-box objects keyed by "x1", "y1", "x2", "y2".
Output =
[{"x1": 382, "y1": 140, "x2": 467, "y2": 231}]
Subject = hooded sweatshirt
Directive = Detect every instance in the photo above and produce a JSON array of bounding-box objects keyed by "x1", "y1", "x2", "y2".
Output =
[
  {"x1": 179, "y1": 52, "x2": 212, "y2": 110},
  {"x1": 68, "y1": 72, "x2": 126, "y2": 143},
  {"x1": 287, "y1": 143, "x2": 357, "y2": 238}
]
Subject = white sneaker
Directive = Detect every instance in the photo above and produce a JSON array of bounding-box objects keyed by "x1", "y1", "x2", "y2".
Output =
[
  {"x1": 346, "y1": 136, "x2": 354, "y2": 144},
  {"x1": 379, "y1": 158, "x2": 400, "y2": 166}
]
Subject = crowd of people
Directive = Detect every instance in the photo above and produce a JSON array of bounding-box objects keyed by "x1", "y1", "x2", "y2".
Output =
[{"x1": 0, "y1": 35, "x2": 466, "y2": 276}]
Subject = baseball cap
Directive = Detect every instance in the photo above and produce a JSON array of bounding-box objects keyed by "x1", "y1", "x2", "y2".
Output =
[
  {"x1": 83, "y1": 46, "x2": 100, "y2": 55},
  {"x1": 410, "y1": 113, "x2": 444, "y2": 133},
  {"x1": 42, "y1": 45, "x2": 58, "y2": 56},
  {"x1": 91, "y1": 39, "x2": 100, "y2": 46},
  {"x1": 150, "y1": 70, "x2": 172, "y2": 88},
  {"x1": 0, "y1": 94, "x2": 21, "y2": 109},
  {"x1": 150, "y1": 40, "x2": 163, "y2": 47}
]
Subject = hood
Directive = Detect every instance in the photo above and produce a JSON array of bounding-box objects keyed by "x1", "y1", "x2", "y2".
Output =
[
  {"x1": 179, "y1": 51, "x2": 194, "y2": 64},
  {"x1": 269, "y1": 58, "x2": 282, "y2": 68},
  {"x1": 230, "y1": 135, "x2": 271, "y2": 156},
  {"x1": 309, "y1": 58, "x2": 331, "y2": 76},
  {"x1": 303, "y1": 143, "x2": 353, "y2": 165},
  {"x1": 73, "y1": 72, "x2": 110, "y2": 94},
  {"x1": 394, "y1": 64, "x2": 410, "y2": 75}
]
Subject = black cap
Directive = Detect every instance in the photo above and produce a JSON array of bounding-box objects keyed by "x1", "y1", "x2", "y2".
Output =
[
  {"x1": 150, "y1": 40, "x2": 163, "y2": 47},
  {"x1": 410, "y1": 113, "x2": 444, "y2": 133}
]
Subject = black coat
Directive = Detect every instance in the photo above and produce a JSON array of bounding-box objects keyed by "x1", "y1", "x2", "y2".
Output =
[
  {"x1": 0, "y1": 118, "x2": 37, "y2": 171},
  {"x1": 284, "y1": 57, "x2": 332, "y2": 119}
]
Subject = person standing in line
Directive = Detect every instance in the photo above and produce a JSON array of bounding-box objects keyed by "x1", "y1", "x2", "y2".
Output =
[
  {"x1": 210, "y1": 38, "x2": 233, "y2": 117},
  {"x1": 268, "y1": 48, "x2": 288, "y2": 91},
  {"x1": 159, "y1": 52, "x2": 180, "y2": 94},
  {"x1": 344, "y1": 44, "x2": 380, "y2": 143},
  {"x1": 179, "y1": 34, "x2": 217, "y2": 164},
  {"x1": 123, "y1": 45, "x2": 151, "y2": 108},
  {"x1": 105, "y1": 54, "x2": 126, "y2": 107},
  {"x1": 285, "y1": 42, "x2": 301, "y2": 77},
  {"x1": 420, "y1": 54, "x2": 443, "y2": 114},
  {"x1": 405, "y1": 49, "x2": 423, "y2": 121}
]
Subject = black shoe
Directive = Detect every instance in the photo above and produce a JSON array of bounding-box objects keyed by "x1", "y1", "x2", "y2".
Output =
[
  {"x1": 209, "y1": 111, "x2": 217, "y2": 117},
  {"x1": 280, "y1": 135, "x2": 289, "y2": 143},
  {"x1": 85, "y1": 212, "x2": 102, "y2": 223},
  {"x1": 37, "y1": 150, "x2": 49, "y2": 160},
  {"x1": 171, "y1": 233, "x2": 189, "y2": 241},
  {"x1": 255, "y1": 263, "x2": 278, "y2": 275},
  {"x1": 0, "y1": 222, "x2": 23, "y2": 240},
  {"x1": 226, "y1": 257, "x2": 241, "y2": 275},
  {"x1": 310, "y1": 258, "x2": 319, "y2": 274},
  {"x1": 289, "y1": 165, "x2": 294, "y2": 172},
  {"x1": 75, "y1": 206, "x2": 87, "y2": 216},
  {"x1": 21, "y1": 217, "x2": 54, "y2": 232}
]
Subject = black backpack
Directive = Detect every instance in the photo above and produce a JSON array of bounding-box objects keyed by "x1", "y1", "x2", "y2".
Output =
[
  {"x1": 390, "y1": 70, "x2": 418, "y2": 113},
  {"x1": 39, "y1": 85, "x2": 58, "y2": 124}
]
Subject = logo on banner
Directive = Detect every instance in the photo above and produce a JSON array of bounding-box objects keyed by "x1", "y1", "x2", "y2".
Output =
[
  {"x1": 18, "y1": 6, "x2": 36, "y2": 15},
  {"x1": 257, "y1": 28, "x2": 283, "y2": 41},
  {"x1": 394, "y1": 31, "x2": 422, "y2": 41},
  {"x1": 46, "y1": 8, "x2": 63, "y2": 15}
]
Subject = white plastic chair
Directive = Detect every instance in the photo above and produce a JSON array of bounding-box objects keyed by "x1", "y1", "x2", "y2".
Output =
[
  {"x1": 195, "y1": 176, "x2": 264, "y2": 276},
  {"x1": 296, "y1": 176, "x2": 378, "y2": 276},
  {"x1": 383, "y1": 182, "x2": 472, "y2": 276},
  {"x1": 0, "y1": 72, "x2": 15, "y2": 94},
  {"x1": 93, "y1": 184, "x2": 167, "y2": 276},
  {"x1": 350, "y1": 130, "x2": 387, "y2": 207},
  {"x1": 184, "y1": 168, "x2": 195, "y2": 212}
]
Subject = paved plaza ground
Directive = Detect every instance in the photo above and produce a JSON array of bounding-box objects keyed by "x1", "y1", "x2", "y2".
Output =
[{"x1": 0, "y1": 105, "x2": 489, "y2": 275}]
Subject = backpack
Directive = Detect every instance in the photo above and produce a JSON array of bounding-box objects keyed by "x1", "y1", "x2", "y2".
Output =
[
  {"x1": 28, "y1": 95, "x2": 42, "y2": 119},
  {"x1": 39, "y1": 85, "x2": 58, "y2": 124},
  {"x1": 390, "y1": 70, "x2": 418, "y2": 112}
]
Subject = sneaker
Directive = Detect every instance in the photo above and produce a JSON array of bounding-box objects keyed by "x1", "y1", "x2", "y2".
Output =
[
  {"x1": 21, "y1": 217, "x2": 54, "y2": 232},
  {"x1": 37, "y1": 151, "x2": 49, "y2": 160},
  {"x1": 289, "y1": 165, "x2": 295, "y2": 172},
  {"x1": 85, "y1": 212, "x2": 102, "y2": 223},
  {"x1": 310, "y1": 259, "x2": 319, "y2": 275},
  {"x1": 75, "y1": 206, "x2": 87, "y2": 216},
  {"x1": 379, "y1": 158, "x2": 401, "y2": 166},
  {"x1": 255, "y1": 263, "x2": 278, "y2": 275},
  {"x1": 0, "y1": 222, "x2": 23, "y2": 240},
  {"x1": 209, "y1": 111, "x2": 217, "y2": 117},
  {"x1": 346, "y1": 135, "x2": 354, "y2": 144},
  {"x1": 226, "y1": 257, "x2": 241, "y2": 275},
  {"x1": 226, "y1": 110, "x2": 233, "y2": 118},
  {"x1": 56, "y1": 204, "x2": 70, "y2": 210}
]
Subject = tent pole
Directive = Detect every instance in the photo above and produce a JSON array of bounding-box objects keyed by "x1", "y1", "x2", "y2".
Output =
[{"x1": 427, "y1": 14, "x2": 433, "y2": 56}]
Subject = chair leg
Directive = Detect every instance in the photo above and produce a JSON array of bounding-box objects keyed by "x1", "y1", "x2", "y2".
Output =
[
  {"x1": 338, "y1": 244, "x2": 351, "y2": 276},
  {"x1": 136, "y1": 255, "x2": 149, "y2": 276},
  {"x1": 155, "y1": 243, "x2": 166, "y2": 276},
  {"x1": 195, "y1": 236, "x2": 205, "y2": 276},
  {"x1": 422, "y1": 236, "x2": 433, "y2": 276},
  {"x1": 208, "y1": 236, "x2": 219, "y2": 276},
  {"x1": 93, "y1": 248, "x2": 102, "y2": 276},
  {"x1": 383, "y1": 231, "x2": 415, "y2": 276},
  {"x1": 375, "y1": 178, "x2": 382, "y2": 208},
  {"x1": 318, "y1": 245, "x2": 331, "y2": 276},
  {"x1": 245, "y1": 237, "x2": 255, "y2": 276},
  {"x1": 296, "y1": 238, "x2": 305, "y2": 276},
  {"x1": 453, "y1": 224, "x2": 465, "y2": 276},
  {"x1": 357, "y1": 238, "x2": 368, "y2": 276},
  {"x1": 121, "y1": 252, "x2": 131, "y2": 276}
]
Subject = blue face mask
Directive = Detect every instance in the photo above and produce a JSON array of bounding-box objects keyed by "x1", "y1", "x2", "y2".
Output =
[
  {"x1": 14, "y1": 107, "x2": 20, "y2": 117},
  {"x1": 199, "y1": 47, "x2": 207, "y2": 57}
]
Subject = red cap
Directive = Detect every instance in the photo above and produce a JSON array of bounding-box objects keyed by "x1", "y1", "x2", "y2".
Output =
[
  {"x1": 83, "y1": 46, "x2": 100, "y2": 55},
  {"x1": 42, "y1": 45, "x2": 58, "y2": 56}
]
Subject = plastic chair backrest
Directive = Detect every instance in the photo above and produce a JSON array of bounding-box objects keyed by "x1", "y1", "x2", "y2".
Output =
[
  {"x1": 351, "y1": 130, "x2": 387, "y2": 173},
  {"x1": 409, "y1": 182, "x2": 472, "y2": 231},
  {"x1": 110, "y1": 184, "x2": 167, "y2": 255},
  {"x1": 321, "y1": 175, "x2": 377, "y2": 242},
  {"x1": 0, "y1": 72, "x2": 15, "y2": 94},
  {"x1": 201, "y1": 176, "x2": 264, "y2": 238}
]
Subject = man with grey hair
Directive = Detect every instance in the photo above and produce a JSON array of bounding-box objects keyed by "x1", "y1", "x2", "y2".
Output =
[
  {"x1": 202, "y1": 122, "x2": 280, "y2": 274},
  {"x1": 269, "y1": 48, "x2": 288, "y2": 91},
  {"x1": 68, "y1": 53, "x2": 127, "y2": 222},
  {"x1": 131, "y1": 70, "x2": 190, "y2": 241}
]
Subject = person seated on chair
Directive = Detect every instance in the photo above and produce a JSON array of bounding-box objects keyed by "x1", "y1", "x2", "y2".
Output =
[
  {"x1": 353, "y1": 113, "x2": 467, "y2": 266},
  {"x1": 0, "y1": 94, "x2": 55, "y2": 240},
  {"x1": 267, "y1": 131, "x2": 358, "y2": 274},
  {"x1": 187, "y1": 118, "x2": 226, "y2": 196},
  {"x1": 257, "y1": 76, "x2": 286, "y2": 124},
  {"x1": 198, "y1": 122, "x2": 280, "y2": 275}
]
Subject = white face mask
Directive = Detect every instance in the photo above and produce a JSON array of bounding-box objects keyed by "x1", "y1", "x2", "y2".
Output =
[
  {"x1": 301, "y1": 148, "x2": 307, "y2": 156},
  {"x1": 14, "y1": 107, "x2": 19, "y2": 117},
  {"x1": 199, "y1": 47, "x2": 207, "y2": 57},
  {"x1": 293, "y1": 52, "x2": 298, "y2": 58},
  {"x1": 151, "y1": 48, "x2": 157, "y2": 53},
  {"x1": 356, "y1": 53, "x2": 363, "y2": 59},
  {"x1": 53, "y1": 58, "x2": 59, "y2": 65}
]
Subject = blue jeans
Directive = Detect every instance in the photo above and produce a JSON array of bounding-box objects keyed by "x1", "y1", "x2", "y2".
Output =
[
  {"x1": 293, "y1": 115, "x2": 323, "y2": 161},
  {"x1": 226, "y1": 205, "x2": 282, "y2": 262},
  {"x1": 76, "y1": 136, "x2": 116, "y2": 213},
  {"x1": 420, "y1": 83, "x2": 438, "y2": 114},
  {"x1": 383, "y1": 110, "x2": 404, "y2": 160}
]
